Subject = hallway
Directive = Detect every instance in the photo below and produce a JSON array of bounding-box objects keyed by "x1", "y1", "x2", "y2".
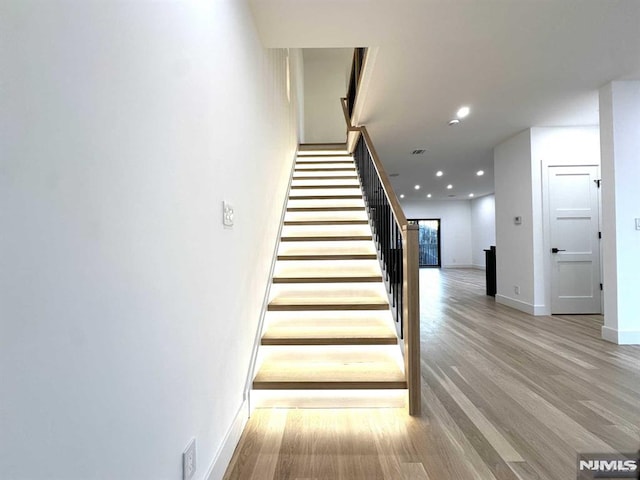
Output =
[{"x1": 224, "y1": 269, "x2": 640, "y2": 480}]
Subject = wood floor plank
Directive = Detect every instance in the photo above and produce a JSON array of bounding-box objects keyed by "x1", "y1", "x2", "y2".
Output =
[
  {"x1": 247, "y1": 410, "x2": 288, "y2": 480},
  {"x1": 400, "y1": 462, "x2": 431, "y2": 480}
]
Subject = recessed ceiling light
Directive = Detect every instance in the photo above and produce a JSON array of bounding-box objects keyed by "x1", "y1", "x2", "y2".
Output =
[
  {"x1": 427, "y1": 194, "x2": 432, "y2": 198},
  {"x1": 400, "y1": 194, "x2": 405, "y2": 199},
  {"x1": 411, "y1": 149, "x2": 426, "y2": 155},
  {"x1": 457, "y1": 106, "x2": 470, "y2": 119},
  {"x1": 476, "y1": 170, "x2": 484, "y2": 176},
  {"x1": 436, "y1": 170, "x2": 443, "y2": 177},
  {"x1": 448, "y1": 119, "x2": 460, "y2": 126},
  {"x1": 414, "y1": 185, "x2": 420, "y2": 190},
  {"x1": 447, "y1": 184, "x2": 453, "y2": 189},
  {"x1": 469, "y1": 193, "x2": 474, "y2": 197}
]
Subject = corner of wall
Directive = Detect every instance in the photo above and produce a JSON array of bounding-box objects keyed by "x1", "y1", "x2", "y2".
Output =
[
  {"x1": 495, "y1": 295, "x2": 547, "y2": 316},
  {"x1": 601, "y1": 326, "x2": 640, "y2": 345}
]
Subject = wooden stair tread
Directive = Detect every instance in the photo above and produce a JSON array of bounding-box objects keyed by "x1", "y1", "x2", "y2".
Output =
[
  {"x1": 273, "y1": 260, "x2": 381, "y2": 282},
  {"x1": 290, "y1": 187, "x2": 361, "y2": 194},
  {"x1": 293, "y1": 174, "x2": 358, "y2": 180},
  {"x1": 287, "y1": 198, "x2": 366, "y2": 211},
  {"x1": 292, "y1": 174, "x2": 357, "y2": 180},
  {"x1": 253, "y1": 348, "x2": 406, "y2": 389},
  {"x1": 296, "y1": 159, "x2": 354, "y2": 165},
  {"x1": 277, "y1": 241, "x2": 377, "y2": 260},
  {"x1": 281, "y1": 225, "x2": 372, "y2": 241},
  {"x1": 298, "y1": 143, "x2": 348, "y2": 152},
  {"x1": 269, "y1": 285, "x2": 389, "y2": 310},
  {"x1": 282, "y1": 224, "x2": 371, "y2": 233},
  {"x1": 290, "y1": 184, "x2": 360, "y2": 189},
  {"x1": 295, "y1": 165, "x2": 356, "y2": 171},
  {"x1": 273, "y1": 276, "x2": 382, "y2": 283},
  {"x1": 278, "y1": 253, "x2": 377, "y2": 260},
  {"x1": 288, "y1": 195, "x2": 363, "y2": 200},
  {"x1": 284, "y1": 220, "x2": 368, "y2": 226},
  {"x1": 291, "y1": 178, "x2": 359, "y2": 186},
  {"x1": 292, "y1": 172, "x2": 360, "y2": 181},
  {"x1": 286, "y1": 206, "x2": 365, "y2": 212},
  {"x1": 281, "y1": 236, "x2": 372, "y2": 242},
  {"x1": 284, "y1": 211, "x2": 368, "y2": 221},
  {"x1": 262, "y1": 317, "x2": 397, "y2": 345}
]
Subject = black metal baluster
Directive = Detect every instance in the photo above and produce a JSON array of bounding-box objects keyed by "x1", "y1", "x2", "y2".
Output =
[{"x1": 353, "y1": 133, "x2": 405, "y2": 339}]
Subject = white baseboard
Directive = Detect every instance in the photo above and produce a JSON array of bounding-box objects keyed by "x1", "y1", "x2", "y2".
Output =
[
  {"x1": 495, "y1": 295, "x2": 547, "y2": 316},
  {"x1": 602, "y1": 326, "x2": 640, "y2": 345},
  {"x1": 472, "y1": 264, "x2": 486, "y2": 271},
  {"x1": 441, "y1": 264, "x2": 474, "y2": 269},
  {"x1": 205, "y1": 400, "x2": 248, "y2": 480}
]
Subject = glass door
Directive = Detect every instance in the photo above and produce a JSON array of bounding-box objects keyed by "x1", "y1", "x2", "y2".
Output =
[{"x1": 414, "y1": 219, "x2": 441, "y2": 267}]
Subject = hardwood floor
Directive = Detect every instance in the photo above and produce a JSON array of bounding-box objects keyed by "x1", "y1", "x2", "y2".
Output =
[{"x1": 223, "y1": 268, "x2": 640, "y2": 480}]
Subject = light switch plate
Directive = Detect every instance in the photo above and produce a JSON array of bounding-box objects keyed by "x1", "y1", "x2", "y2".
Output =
[
  {"x1": 635, "y1": 218, "x2": 640, "y2": 230},
  {"x1": 223, "y1": 201, "x2": 234, "y2": 228}
]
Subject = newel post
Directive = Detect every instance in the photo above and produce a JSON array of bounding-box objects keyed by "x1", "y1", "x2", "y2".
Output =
[{"x1": 403, "y1": 223, "x2": 421, "y2": 416}]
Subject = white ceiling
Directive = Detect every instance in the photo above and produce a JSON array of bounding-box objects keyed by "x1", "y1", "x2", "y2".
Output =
[{"x1": 250, "y1": 0, "x2": 640, "y2": 200}]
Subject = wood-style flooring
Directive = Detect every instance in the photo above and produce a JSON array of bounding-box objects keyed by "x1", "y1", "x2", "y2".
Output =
[{"x1": 223, "y1": 268, "x2": 640, "y2": 480}]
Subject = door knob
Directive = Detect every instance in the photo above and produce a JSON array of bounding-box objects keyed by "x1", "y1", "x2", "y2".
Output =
[{"x1": 551, "y1": 248, "x2": 566, "y2": 253}]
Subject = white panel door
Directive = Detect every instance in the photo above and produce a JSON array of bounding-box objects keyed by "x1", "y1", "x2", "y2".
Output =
[{"x1": 548, "y1": 165, "x2": 601, "y2": 314}]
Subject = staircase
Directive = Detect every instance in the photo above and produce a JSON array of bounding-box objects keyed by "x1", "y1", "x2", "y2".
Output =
[{"x1": 252, "y1": 144, "x2": 407, "y2": 407}]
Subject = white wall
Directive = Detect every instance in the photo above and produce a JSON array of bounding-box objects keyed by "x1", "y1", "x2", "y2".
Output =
[
  {"x1": 494, "y1": 130, "x2": 539, "y2": 313},
  {"x1": 470, "y1": 195, "x2": 496, "y2": 269},
  {"x1": 402, "y1": 200, "x2": 472, "y2": 268},
  {"x1": 599, "y1": 81, "x2": 640, "y2": 344},
  {"x1": 303, "y1": 48, "x2": 352, "y2": 143},
  {"x1": 531, "y1": 127, "x2": 601, "y2": 166},
  {"x1": 0, "y1": 2, "x2": 298, "y2": 479},
  {"x1": 291, "y1": 48, "x2": 306, "y2": 143}
]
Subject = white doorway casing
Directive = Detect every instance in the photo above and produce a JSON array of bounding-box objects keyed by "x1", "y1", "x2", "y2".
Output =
[
  {"x1": 536, "y1": 126, "x2": 602, "y2": 317},
  {"x1": 546, "y1": 165, "x2": 602, "y2": 314},
  {"x1": 599, "y1": 81, "x2": 640, "y2": 345}
]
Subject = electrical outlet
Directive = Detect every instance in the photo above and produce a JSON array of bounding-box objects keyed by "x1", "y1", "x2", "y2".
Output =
[
  {"x1": 514, "y1": 285, "x2": 520, "y2": 295},
  {"x1": 222, "y1": 201, "x2": 234, "y2": 228},
  {"x1": 183, "y1": 438, "x2": 196, "y2": 480}
]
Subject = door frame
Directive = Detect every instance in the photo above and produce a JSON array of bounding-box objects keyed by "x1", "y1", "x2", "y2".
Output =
[
  {"x1": 409, "y1": 218, "x2": 442, "y2": 268},
  {"x1": 542, "y1": 161, "x2": 603, "y2": 315}
]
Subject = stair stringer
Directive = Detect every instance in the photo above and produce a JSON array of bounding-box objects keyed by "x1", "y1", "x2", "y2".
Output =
[{"x1": 242, "y1": 149, "x2": 299, "y2": 412}]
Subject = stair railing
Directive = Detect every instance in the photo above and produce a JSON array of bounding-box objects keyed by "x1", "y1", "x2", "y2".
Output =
[
  {"x1": 346, "y1": 47, "x2": 366, "y2": 120},
  {"x1": 341, "y1": 96, "x2": 421, "y2": 416}
]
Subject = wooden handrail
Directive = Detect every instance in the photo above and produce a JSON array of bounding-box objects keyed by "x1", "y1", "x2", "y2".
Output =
[
  {"x1": 340, "y1": 98, "x2": 360, "y2": 133},
  {"x1": 359, "y1": 126, "x2": 408, "y2": 227},
  {"x1": 340, "y1": 91, "x2": 421, "y2": 416},
  {"x1": 340, "y1": 98, "x2": 408, "y2": 228}
]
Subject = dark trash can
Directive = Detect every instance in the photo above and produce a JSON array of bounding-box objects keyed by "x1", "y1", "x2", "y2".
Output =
[{"x1": 484, "y1": 246, "x2": 496, "y2": 296}]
